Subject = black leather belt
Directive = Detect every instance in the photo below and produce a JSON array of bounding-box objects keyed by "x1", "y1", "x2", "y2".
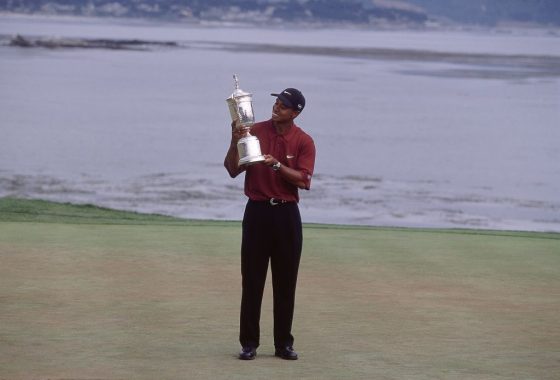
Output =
[{"x1": 249, "y1": 198, "x2": 294, "y2": 206}]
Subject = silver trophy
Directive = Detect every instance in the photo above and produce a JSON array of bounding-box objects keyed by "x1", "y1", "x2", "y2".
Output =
[{"x1": 226, "y1": 74, "x2": 264, "y2": 166}]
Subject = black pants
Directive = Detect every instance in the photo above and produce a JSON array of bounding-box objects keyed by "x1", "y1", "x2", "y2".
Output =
[{"x1": 239, "y1": 199, "x2": 302, "y2": 349}]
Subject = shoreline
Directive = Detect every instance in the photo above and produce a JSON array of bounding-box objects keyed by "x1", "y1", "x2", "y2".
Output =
[
  {"x1": 2, "y1": 11, "x2": 560, "y2": 33},
  {"x1": 2, "y1": 197, "x2": 559, "y2": 238},
  {"x1": 2, "y1": 168, "x2": 559, "y2": 233}
]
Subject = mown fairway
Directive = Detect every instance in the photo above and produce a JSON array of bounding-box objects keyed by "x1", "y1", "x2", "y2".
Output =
[{"x1": 1, "y1": 199, "x2": 559, "y2": 379}]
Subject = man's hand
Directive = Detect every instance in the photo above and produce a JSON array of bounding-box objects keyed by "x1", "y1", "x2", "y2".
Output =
[
  {"x1": 262, "y1": 154, "x2": 279, "y2": 167},
  {"x1": 230, "y1": 121, "x2": 246, "y2": 144},
  {"x1": 262, "y1": 154, "x2": 306, "y2": 188}
]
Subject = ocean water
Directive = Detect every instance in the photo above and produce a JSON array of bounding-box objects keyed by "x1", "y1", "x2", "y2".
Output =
[{"x1": 1, "y1": 15, "x2": 559, "y2": 231}]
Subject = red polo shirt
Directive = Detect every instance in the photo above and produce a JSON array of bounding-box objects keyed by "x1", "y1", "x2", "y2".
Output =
[{"x1": 243, "y1": 119, "x2": 315, "y2": 203}]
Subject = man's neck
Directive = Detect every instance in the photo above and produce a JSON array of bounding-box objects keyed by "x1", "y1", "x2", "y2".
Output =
[{"x1": 273, "y1": 120, "x2": 293, "y2": 135}]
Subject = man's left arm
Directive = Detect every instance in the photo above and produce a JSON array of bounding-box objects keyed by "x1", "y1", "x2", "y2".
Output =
[{"x1": 263, "y1": 136, "x2": 316, "y2": 190}]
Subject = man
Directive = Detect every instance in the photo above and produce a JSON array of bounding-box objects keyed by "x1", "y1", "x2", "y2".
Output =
[{"x1": 224, "y1": 88, "x2": 316, "y2": 361}]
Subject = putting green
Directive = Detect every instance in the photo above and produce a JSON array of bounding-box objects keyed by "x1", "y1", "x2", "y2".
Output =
[{"x1": 1, "y1": 198, "x2": 559, "y2": 379}]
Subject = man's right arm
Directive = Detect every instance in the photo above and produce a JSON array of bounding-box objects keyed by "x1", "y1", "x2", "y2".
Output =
[{"x1": 224, "y1": 122, "x2": 245, "y2": 178}]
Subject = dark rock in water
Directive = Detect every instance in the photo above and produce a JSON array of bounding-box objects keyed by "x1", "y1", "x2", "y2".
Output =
[
  {"x1": 8, "y1": 34, "x2": 179, "y2": 50},
  {"x1": 9, "y1": 34, "x2": 34, "y2": 47},
  {"x1": 88, "y1": 38, "x2": 179, "y2": 50}
]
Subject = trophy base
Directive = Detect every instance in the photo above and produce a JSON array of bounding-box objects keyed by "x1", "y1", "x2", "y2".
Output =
[
  {"x1": 237, "y1": 134, "x2": 264, "y2": 166},
  {"x1": 239, "y1": 155, "x2": 265, "y2": 166}
]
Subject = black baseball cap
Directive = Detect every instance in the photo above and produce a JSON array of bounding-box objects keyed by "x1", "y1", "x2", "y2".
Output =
[{"x1": 271, "y1": 88, "x2": 305, "y2": 112}]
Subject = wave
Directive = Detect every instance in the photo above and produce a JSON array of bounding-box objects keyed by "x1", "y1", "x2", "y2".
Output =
[{"x1": 1, "y1": 171, "x2": 559, "y2": 232}]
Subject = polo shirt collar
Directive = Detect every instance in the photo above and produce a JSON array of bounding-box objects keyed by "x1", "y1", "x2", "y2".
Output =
[{"x1": 268, "y1": 119, "x2": 299, "y2": 141}]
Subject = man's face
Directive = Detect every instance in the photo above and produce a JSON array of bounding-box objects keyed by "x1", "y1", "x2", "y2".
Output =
[{"x1": 271, "y1": 98, "x2": 298, "y2": 123}]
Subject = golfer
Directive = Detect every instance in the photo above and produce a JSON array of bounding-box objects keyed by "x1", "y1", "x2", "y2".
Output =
[{"x1": 224, "y1": 88, "x2": 316, "y2": 360}]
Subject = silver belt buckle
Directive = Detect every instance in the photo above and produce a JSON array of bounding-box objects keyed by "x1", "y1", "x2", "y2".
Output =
[{"x1": 271, "y1": 198, "x2": 290, "y2": 206}]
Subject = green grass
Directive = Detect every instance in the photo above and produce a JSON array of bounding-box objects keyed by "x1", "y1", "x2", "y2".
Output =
[
  {"x1": 0, "y1": 196, "x2": 234, "y2": 226},
  {"x1": 1, "y1": 197, "x2": 559, "y2": 379}
]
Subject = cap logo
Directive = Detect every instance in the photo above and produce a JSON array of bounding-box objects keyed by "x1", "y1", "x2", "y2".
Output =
[{"x1": 283, "y1": 91, "x2": 292, "y2": 95}]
